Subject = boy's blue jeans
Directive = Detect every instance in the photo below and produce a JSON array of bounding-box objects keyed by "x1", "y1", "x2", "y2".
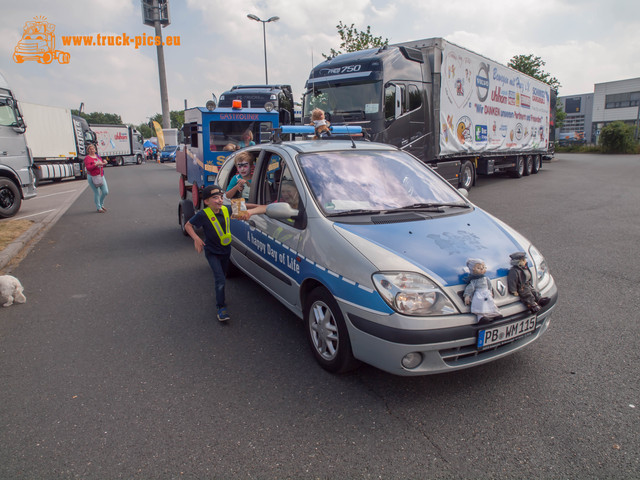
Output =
[{"x1": 205, "y1": 252, "x2": 230, "y2": 308}]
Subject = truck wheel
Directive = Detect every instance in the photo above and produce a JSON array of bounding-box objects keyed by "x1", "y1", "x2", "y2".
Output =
[
  {"x1": 13, "y1": 53, "x2": 24, "y2": 63},
  {"x1": 179, "y1": 199, "x2": 195, "y2": 236},
  {"x1": 58, "y1": 52, "x2": 70, "y2": 64},
  {"x1": 304, "y1": 287, "x2": 360, "y2": 374},
  {"x1": 116, "y1": 156, "x2": 124, "y2": 167},
  {"x1": 192, "y1": 183, "x2": 201, "y2": 210},
  {"x1": 136, "y1": 155, "x2": 142, "y2": 165},
  {"x1": 0, "y1": 178, "x2": 21, "y2": 219},
  {"x1": 40, "y1": 52, "x2": 53, "y2": 64},
  {"x1": 532, "y1": 155, "x2": 541, "y2": 174},
  {"x1": 510, "y1": 156, "x2": 524, "y2": 178},
  {"x1": 458, "y1": 161, "x2": 475, "y2": 190},
  {"x1": 179, "y1": 175, "x2": 187, "y2": 200},
  {"x1": 523, "y1": 155, "x2": 533, "y2": 176}
]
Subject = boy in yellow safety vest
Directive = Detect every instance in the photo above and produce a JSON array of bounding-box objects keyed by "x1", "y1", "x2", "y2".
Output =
[{"x1": 185, "y1": 185, "x2": 232, "y2": 322}]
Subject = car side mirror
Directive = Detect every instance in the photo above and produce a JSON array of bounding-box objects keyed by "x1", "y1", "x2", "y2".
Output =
[
  {"x1": 266, "y1": 202, "x2": 299, "y2": 219},
  {"x1": 457, "y1": 188, "x2": 469, "y2": 198}
]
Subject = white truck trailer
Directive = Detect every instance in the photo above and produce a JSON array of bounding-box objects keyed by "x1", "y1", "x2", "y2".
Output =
[
  {"x1": 20, "y1": 102, "x2": 95, "y2": 182},
  {"x1": 91, "y1": 124, "x2": 144, "y2": 166}
]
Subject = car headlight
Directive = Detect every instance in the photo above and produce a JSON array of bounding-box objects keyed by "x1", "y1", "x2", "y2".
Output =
[
  {"x1": 528, "y1": 245, "x2": 550, "y2": 290},
  {"x1": 372, "y1": 272, "x2": 458, "y2": 316}
]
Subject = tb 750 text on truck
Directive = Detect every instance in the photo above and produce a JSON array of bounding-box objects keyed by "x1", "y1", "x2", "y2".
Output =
[{"x1": 303, "y1": 38, "x2": 556, "y2": 190}]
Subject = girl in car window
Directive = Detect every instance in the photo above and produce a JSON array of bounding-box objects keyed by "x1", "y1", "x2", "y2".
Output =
[{"x1": 226, "y1": 151, "x2": 254, "y2": 201}]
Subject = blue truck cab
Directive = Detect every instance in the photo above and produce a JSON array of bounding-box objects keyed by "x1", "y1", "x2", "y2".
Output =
[{"x1": 177, "y1": 101, "x2": 280, "y2": 232}]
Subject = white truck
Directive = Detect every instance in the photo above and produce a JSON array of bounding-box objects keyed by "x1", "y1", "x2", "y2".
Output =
[
  {"x1": 91, "y1": 124, "x2": 144, "y2": 166},
  {"x1": 20, "y1": 102, "x2": 96, "y2": 183},
  {"x1": 303, "y1": 38, "x2": 556, "y2": 189},
  {"x1": 0, "y1": 72, "x2": 37, "y2": 218}
]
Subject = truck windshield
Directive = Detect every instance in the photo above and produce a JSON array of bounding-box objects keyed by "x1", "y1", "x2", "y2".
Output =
[
  {"x1": 0, "y1": 99, "x2": 19, "y2": 127},
  {"x1": 208, "y1": 121, "x2": 274, "y2": 151},
  {"x1": 303, "y1": 82, "x2": 381, "y2": 122}
]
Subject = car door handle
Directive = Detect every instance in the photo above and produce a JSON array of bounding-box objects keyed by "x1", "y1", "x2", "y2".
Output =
[{"x1": 248, "y1": 220, "x2": 256, "y2": 227}]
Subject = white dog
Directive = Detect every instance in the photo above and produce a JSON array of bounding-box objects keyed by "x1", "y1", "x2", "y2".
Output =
[{"x1": 0, "y1": 275, "x2": 26, "y2": 307}]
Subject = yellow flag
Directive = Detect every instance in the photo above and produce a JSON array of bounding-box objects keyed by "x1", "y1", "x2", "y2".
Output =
[{"x1": 153, "y1": 121, "x2": 165, "y2": 149}]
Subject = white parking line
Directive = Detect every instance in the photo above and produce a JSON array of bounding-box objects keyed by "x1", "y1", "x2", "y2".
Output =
[
  {"x1": 12, "y1": 209, "x2": 57, "y2": 220},
  {"x1": 35, "y1": 190, "x2": 78, "y2": 199}
]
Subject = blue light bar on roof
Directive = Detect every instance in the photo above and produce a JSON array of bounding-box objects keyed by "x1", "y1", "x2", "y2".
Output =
[{"x1": 280, "y1": 125, "x2": 362, "y2": 135}]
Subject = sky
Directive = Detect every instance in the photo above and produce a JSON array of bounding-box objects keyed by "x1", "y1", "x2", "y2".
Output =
[{"x1": 2, "y1": 0, "x2": 639, "y2": 125}]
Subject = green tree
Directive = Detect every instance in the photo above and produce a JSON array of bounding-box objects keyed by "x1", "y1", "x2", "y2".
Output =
[
  {"x1": 71, "y1": 110, "x2": 123, "y2": 125},
  {"x1": 598, "y1": 121, "x2": 636, "y2": 153},
  {"x1": 507, "y1": 54, "x2": 561, "y2": 91},
  {"x1": 555, "y1": 101, "x2": 566, "y2": 131},
  {"x1": 137, "y1": 123, "x2": 154, "y2": 139},
  {"x1": 151, "y1": 111, "x2": 184, "y2": 130},
  {"x1": 323, "y1": 21, "x2": 389, "y2": 59}
]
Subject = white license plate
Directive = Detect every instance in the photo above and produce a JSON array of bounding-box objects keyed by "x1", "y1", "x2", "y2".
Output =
[{"x1": 477, "y1": 316, "x2": 537, "y2": 349}]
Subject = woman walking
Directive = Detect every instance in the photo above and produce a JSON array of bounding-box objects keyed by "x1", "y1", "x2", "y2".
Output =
[{"x1": 84, "y1": 144, "x2": 109, "y2": 213}]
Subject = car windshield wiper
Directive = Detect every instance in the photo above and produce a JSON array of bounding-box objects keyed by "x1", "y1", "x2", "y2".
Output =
[
  {"x1": 386, "y1": 202, "x2": 471, "y2": 213},
  {"x1": 326, "y1": 209, "x2": 384, "y2": 217}
]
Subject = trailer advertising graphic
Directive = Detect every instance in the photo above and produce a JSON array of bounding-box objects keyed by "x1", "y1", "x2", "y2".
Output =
[{"x1": 440, "y1": 42, "x2": 550, "y2": 156}]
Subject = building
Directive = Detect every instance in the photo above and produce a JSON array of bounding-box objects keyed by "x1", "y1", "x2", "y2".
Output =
[
  {"x1": 558, "y1": 77, "x2": 640, "y2": 144},
  {"x1": 557, "y1": 93, "x2": 593, "y2": 144},
  {"x1": 592, "y1": 77, "x2": 640, "y2": 142}
]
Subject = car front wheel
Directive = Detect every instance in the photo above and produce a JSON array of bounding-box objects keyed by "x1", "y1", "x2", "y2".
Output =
[{"x1": 305, "y1": 287, "x2": 359, "y2": 374}]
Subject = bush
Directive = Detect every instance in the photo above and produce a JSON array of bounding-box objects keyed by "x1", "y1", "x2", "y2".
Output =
[{"x1": 599, "y1": 121, "x2": 637, "y2": 153}]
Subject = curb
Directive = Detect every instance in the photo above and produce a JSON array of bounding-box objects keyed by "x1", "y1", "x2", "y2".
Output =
[{"x1": 0, "y1": 182, "x2": 88, "y2": 272}]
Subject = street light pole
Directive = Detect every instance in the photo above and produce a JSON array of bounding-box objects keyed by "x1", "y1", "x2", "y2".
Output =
[{"x1": 247, "y1": 14, "x2": 279, "y2": 84}]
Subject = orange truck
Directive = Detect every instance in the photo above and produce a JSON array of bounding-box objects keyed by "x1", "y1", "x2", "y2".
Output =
[{"x1": 13, "y1": 19, "x2": 70, "y2": 65}]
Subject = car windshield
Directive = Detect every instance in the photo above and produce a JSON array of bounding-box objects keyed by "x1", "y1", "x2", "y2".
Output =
[
  {"x1": 298, "y1": 150, "x2": 467, "y2": 215},
  {"x1": 162, "y1": 146, "x2": 177, "y2": 152}
]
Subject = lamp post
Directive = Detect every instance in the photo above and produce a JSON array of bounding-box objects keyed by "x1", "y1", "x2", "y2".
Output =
[{"x1": 247, "y1": 14, "x2": 279, "y2": 84}]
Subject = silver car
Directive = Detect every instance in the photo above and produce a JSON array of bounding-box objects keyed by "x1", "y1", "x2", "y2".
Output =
[{"x1": 216, "y1": 139, "x2": 558, "y2": 376}]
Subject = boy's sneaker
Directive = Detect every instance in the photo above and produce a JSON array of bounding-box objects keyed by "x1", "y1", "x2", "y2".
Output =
[{"x1": 217, "y1": 307, "x2": 230, "y2": 322}]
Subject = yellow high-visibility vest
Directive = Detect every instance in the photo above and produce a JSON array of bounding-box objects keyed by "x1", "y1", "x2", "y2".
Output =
[{"x1": 203, "y1": 206, "x2": 231, "y2": 246}]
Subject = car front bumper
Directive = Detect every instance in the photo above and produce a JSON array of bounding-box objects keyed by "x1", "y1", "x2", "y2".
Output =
[{"x1": 340, "y1": 283, "x2": 558, "y2": 376}]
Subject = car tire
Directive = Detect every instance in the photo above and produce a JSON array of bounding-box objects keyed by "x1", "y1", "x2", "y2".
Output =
[
  {"x1": 510, "y1": 156, "x2": 524, "y2": 178},
  {"x1": 304, "y1": 287, "x2": 360, "y2": 374},
  {"x1": 179, "y1": 199, "x2": 195, "y2": 236},
  {"x1": 458, "y1": 160, "x2": 475, "y2": 190},
  {"x1": 0, "y1": 178, "x2": 21, "y2": 218}
]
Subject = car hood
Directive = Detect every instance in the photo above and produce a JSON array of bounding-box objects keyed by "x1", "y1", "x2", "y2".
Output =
[{"x1": 333, "y1": 209, "x2": 526, "y2": 286}]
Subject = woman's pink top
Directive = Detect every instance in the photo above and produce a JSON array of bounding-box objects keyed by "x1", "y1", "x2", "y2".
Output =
[{"x1": 84, "y1": 155, "x2": 104, "y2": 177}]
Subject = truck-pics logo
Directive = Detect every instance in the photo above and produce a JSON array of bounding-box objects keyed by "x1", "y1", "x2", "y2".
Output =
[
  {"x1": 13, "y1": 15, "x2": 182, "y2": 65},
  {"x1": 13, "y1": 16, "x2": 70, "y2": 65}
]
